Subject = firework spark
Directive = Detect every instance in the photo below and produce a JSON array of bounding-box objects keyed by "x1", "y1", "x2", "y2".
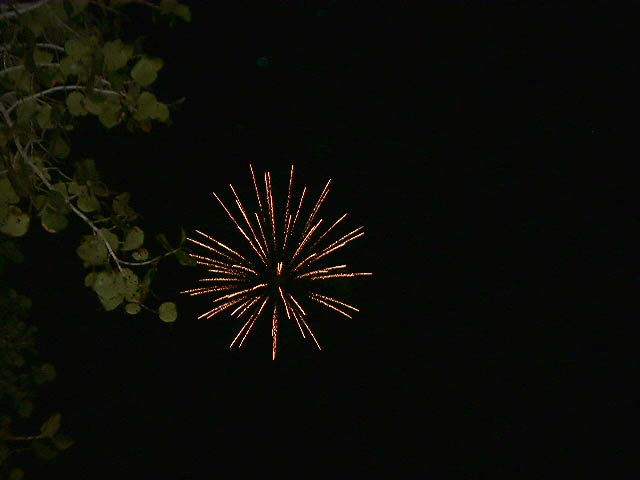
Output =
[{"x1": 182, "y1": 165, "x2": 372, "y2": 359}]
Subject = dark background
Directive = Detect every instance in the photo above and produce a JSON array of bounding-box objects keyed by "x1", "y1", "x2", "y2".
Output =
[{"x1": 7, "y1": 1, "x2": 634, "y2": 477}]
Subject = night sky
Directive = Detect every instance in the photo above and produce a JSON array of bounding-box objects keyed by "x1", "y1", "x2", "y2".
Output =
[{"x1": 6, "y1": 1, "x2": 631, "y2": 477}]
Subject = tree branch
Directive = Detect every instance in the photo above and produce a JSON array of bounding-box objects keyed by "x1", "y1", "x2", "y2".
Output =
[
  {"x1": 7, "y1": 434, "x2": 42, "y2": 442},
  {"x1": 0, "y1": 0, "x2": 52, "y2": 20},
  {"x1": 0, "y1": 62, "x2": 60, "y2": 77},
  {"x1": 35, "y1": 42, "x2": 65, "y2": 52},
  {"x1": 119, "y1": 248, "x2": 181, "y2": 267},
  {"x1": 5, "y1": 85, "x2": 122, "y2": 114},
  {"x1": 0, "y1": 102, "x2": 124, "y2": 272}
]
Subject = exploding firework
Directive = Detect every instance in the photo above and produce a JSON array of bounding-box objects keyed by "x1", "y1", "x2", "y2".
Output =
[{"x1": 182, "y1": 165, "x2": 372, "y2": 359}]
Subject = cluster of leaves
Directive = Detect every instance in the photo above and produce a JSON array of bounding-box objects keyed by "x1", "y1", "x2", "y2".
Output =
[
  {"x1": 0, "y1": 1, "x2": 192, "y2": 476},
  {"x1": 0, "y1": 280, "x2": 72, "y2": 480},
  {"x1": 0, "y1": 0, "x2": 193, "y2": 317}
]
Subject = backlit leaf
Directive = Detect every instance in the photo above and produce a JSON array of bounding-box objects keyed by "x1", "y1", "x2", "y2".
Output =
[
  {"x1": 65, "y1": 38, "x2": 91, "y2": 60},
  {"x1": 131, "y1": 57, "x2": 163, "y2": 87},
  {"x1": 103, "y1": 39, "x2": 133, "y2": 72},
  {"x1": 41, "y1": 210, "x2": 68, "y2": 233},
  {"x1": 84, "y1": 272, "x2": 97, "y2": 288},
  {"x1": 40, "y1": 413, "x2": 62, "y2": 438},
  {"x1": 0, "y1": 206, "x2": 30, "y2": 237},
  {"x1": 50, "y1": 133, "x2": 70, "y2": 159},
  {"x1": 122, "y1": 226, "x2": 144, "y2": 251},
  {"x1": 66, "y1": 91, "x2": 87, "y2": 116},
  {"x1": 125, "y1": 302, "x2": 141, "y2": 315},
  {"x1": 36, "y1": 103, "x2": 53, "y2": 128},
  {"x1": 16, "y1": 99, "x2": 39, "y2": 125},
  {"x1": 158, "y1": 302, "x2": 177, "y2": 323},
  {"x1": 76, "y1": 234, "x2": 108, "y2": 266},
  {"x1": 77, "y1": 193, "x2": 101, "y2": 212},
  {"x1": 132, "y1": 248, "x2": 149, "y2": 261}
]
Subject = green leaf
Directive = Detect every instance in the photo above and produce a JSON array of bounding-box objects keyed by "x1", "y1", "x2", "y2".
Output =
[
  {"x1": 98, "y1": 99, "x2": 122, "y2": 128},
  {"x1": 134, "y1": 91, "x2": 158, "y2": 121},
  {"x1": 99, "y1": 294, "x2": 124, "y2": 311},
  {"x1": 68, "y1": 181, "x2": 87, "y2": 196},
  {"x1": 132, "y1": 248, "x2": 149, "y2": 261},
  {"x1": 50, "y1": 133, "x2": 70, "y2": 159},
  {"x1": 52, "y1": 433, "x2": 74, "y2": 450},
  {"x1": 158, "y1": 302, "x2": 177, "y2": 323},
  {"x1": 66, "y1": 91, "x2": 87, "y2": 116},
  {"x1": 16, "y1": 99, "x2": 39, "y2": 125},
  {"x1": 0, "y1": 206, "x2": 30, "y2": 237},
  {"x1": 154, "y1": 102, "x2": 169, "y2": 122},
  {"x1": 93, "y1": 271, "x2": 123, "y2": 298},
  {"x1": 93, "y1": 271, "x2": 126, "y2": 311},
  {"x1": 84, "y1": 272, "x2": 97, "y2": 288},
  {"x1": 113, "y1": 192, "x2": 136, "y2": 220},
  {"x1": 76, "y1": 234, "x2": 108, "y2": 266},
  {"x1": 77, "y1": 193, "x2": 101, "y2": 213},
  {"x1": 65, "y1": 38, "x2": 91, "y2": 60},
  {"x1": 34, "y1": 49, "x2": 54, "y2": 64},
  {"x1": 40, "y1": 413, "x2": 62, "y2": 438},
  {"x1": 176, "y1": 249, "x2": 196, "y2": 266},
  {"x1": 101, "y1": 228, "x2": 119, "y2": 253},
  {"x1": 160, "y1": 0, "x2": 191, "y2": 21},
  {"x1": 0, "y1": 178, "x2": 20, "y2": 204},
  {"x1": 48, "y1": 183, "x2": 70, "y2": 212},
  {"x1": 122, "y1": 226, "x2": 144, "y2": 251},
  {"x1": 36, "y1": 103, "x2": 53, "y2": 128},
  {"x1": 89, "y1": 180, "x2": 109, "y2": 197},
  {"x1": 131, "y1": 57, "x2": 163, "y2": 87},
  {"x1": 125, "y1": 302, "x2": 141, "y2": 315},
  {"x1": 174, "y1": 4, "x2": 191, "y2": 22},
  {"x1": 41, "y1": 210, "x2": 68, "y2": 233},
  {"x1": 121, "y1": 268, "x2": 140, "y2": 301},
  {"x1": 82, "y1": 95, "x2": 103, "y2": 115},
  {"x1": 103, "y1": 39, "x2": 133, "y2": 72},
  {"x1": 60, "y1": 56, "x2": 90, "y2": 80}
]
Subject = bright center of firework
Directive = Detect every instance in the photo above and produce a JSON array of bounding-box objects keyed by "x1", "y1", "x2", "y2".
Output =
[{"x1": 182, "y1": 165, "x2": 372, "y2": 359}]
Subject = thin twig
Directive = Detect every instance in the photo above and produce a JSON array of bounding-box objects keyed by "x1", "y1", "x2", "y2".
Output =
[
  {"x1": 35, "y1": 42, "x2": 65, "y2": 52},
  {"x1": 0, "y1": 102, "x2": 124, "y2": 272},
  {"x1": 119, "y1": 248, "x2": 181, "y2": 267},
  {"x1": 5, "y1": 85, "x2": 122, "y2": 115},
  {"x1": 6, "y1": 434, "x2": 42, "y2": 442},
  {"x1": 0, "y1": 63, "x2": 60, "y2": 77}
]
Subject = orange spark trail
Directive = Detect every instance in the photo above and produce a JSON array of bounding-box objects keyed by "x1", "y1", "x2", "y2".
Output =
[{"x1": 182, "y1": 165, "x2": 371, "y2": 359}]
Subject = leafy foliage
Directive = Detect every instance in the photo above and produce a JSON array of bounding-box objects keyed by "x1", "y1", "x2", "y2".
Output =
[
  {"x1": 0, "y1": 280, "x2": 72, "y2": 478},
  {"x1": 0, "y1": 0, "x2": 192, "y2": 475}
]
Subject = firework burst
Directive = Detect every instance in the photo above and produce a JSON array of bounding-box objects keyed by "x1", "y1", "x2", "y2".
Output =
[{"x1": 182, "y1": 165, "x2": 372, "y2": 359}]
